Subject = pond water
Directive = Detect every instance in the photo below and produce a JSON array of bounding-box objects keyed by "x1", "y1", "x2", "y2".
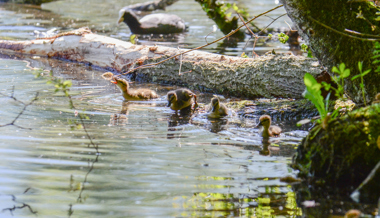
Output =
[{"x1": 0, "y1": 1, "x2": 369, "y2": 218}]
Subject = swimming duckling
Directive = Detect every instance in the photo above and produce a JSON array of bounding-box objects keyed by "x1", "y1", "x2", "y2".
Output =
[
  {"x1": 258, "y1": 115, "x2": 282, "y2": 138},
  {"x1": 207, "y1": 97, "x2": 228, "y2": 119},
  {"x1": 117, "y1": 9, "x2": 186, "y2": 34},
  {"x1": 167, "y1": 89, "x2": 197, "y2": 112},
  {"x1": 103, "y1": 72, "x2": 158, "y2": 100}
]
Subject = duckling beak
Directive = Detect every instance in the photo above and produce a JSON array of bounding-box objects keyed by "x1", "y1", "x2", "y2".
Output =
[
  {"x1": 256, "y1": 121, "x2": 263, "y2": 128},
  {"x1": 167, "y1": 101, "x2": 172, "y2": 107},
  {"x1": 110, "y1": 79, "x2": 117, "y2": 84}
]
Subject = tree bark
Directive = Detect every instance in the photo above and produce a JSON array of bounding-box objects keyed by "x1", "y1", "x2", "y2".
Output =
[
  {"x1": 0, "y1": 28, "x2": 322, "y2": 98},
  {"x1": 280, "y1": 0, "x2": 380, "y2": 103}
]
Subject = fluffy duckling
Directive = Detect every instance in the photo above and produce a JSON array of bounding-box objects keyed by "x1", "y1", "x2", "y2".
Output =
[
  {"x1": 102, "y1": 72, "x2": 158, "y2": 100},
  {"x1": 258, "y1": 115, "x2": 282, "y2": 138},
  {"x1": 117, "y1": 9, "x2": 186, "y2": 34},
  {"x1": 167, "y1": 89, "x2": 197, "y2": 112},
  {"x1": 207, "y1": 97, "x2": 228, "y2": 119}
]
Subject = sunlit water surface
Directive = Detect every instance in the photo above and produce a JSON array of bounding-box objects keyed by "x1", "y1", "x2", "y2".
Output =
[
  {"x1": 0, "y1": 1, "x2": 311, "y2": 217},
  {"x1": 0, "y1": 57, "x2": 306, "y2": 217}
]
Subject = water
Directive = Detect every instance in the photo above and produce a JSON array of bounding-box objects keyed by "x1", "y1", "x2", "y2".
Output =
[{"x1": 0, "y1": 1, "x2": 356, "y2": 218}]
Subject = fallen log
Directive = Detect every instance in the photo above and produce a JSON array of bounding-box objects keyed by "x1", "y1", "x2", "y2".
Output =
[{"x1": 0, "y1": 28, "x2": 322, "y2": 98}]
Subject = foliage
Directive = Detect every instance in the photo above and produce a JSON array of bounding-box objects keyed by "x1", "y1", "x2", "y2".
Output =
[
  {"x1": 352, "y1": 61, "x2": 371, "y2": 106},
  {"x1": 303, "y1": 62, "x2": 371, "y2": 126},
  {"x1": 277, "y1": 32, "x2": 289, "y2": 44},
  {"x1": 34, "y1": 70, "x2": 90, "y2": 128},
  {"x1": 240, "y1": 52, "x2": 248, "y2": 58},
  {"x1": 303, "y1": 73, "x2": 329, "y2": 121},
  {"x1": 301, "y1": 43, "x2": 313, "y2": 58}
]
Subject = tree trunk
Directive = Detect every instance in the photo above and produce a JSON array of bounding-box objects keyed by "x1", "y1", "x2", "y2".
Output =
[
  {"x1": 280, "y1": 0, "x2": 380, "y2": 103},
  {"x1": 0, "y1": 28, "x2": 322, "y2": 98}
]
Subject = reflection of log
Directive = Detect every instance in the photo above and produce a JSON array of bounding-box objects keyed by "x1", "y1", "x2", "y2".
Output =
[
  {"x1": 0, "y1": 28, "x2": 321, "y2": 98},
  {"x1": 293, "y1": 103, "x2": 380, "y2": 203}
]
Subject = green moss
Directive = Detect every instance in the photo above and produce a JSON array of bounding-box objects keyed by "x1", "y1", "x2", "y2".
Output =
[
  {"x1": 293, "y1": 103, "x2": 380, "y2": 187},
  {"x1": 286, "y1": 0, "x2": 380, "y2": 102}
]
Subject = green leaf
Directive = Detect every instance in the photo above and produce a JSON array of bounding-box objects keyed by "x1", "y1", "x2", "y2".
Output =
[
  {"x1": 358, "y1": 61, "x2": 362, "y2": 72},
  {"x1": 332, "y1": 66, "x2": 339, "y2": 74},
  {"x1": 341, "y1": 69, "x2": 350, "y2": 78},
  {"x1": 232, "y1": 3, "x2": 239, "y2": 11},
  {"x1": 362, "y1": 69, "x2": 371, "y2": 77},
  {"x1": 63, "y1": 80, "x2": 72, "y2": 87},
  {"x1": 304, "y1": 73, "x2": 316, "y2": 87},
  {"x1": 339, "y1": 63, "x2": 346, "y2": 74},
  {"x1": 351, "y1": 74, "x2": 361, "y2": 81}
]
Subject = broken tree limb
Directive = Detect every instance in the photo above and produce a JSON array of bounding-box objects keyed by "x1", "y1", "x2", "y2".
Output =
[{"x1": 0, "y1": 28, "x2": 321, "y2": 98}]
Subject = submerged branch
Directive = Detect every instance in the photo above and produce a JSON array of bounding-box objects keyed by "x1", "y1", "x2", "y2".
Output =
[{"x1": 0, "y1": 89, "x2": 39, "y2": 129}]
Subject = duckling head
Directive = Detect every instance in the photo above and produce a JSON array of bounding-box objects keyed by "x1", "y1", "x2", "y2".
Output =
[
  {"x1": 111, "y1": 77, "x2": 129, "y2": 92},
  {"x1": 211, "y1": 97, "x2": 220, "y2": 112},
  {"x1": 258, "y1": 115, "x2": 272, "y2": 129},
  {"x1": 167, "y1": 91, "x2": 177, "y2": 107}
]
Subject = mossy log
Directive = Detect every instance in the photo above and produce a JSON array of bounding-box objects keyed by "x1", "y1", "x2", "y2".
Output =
[
  {"x1": 293, "y1": 103, "x2": 380, "y2": 203},
  {"x1": 280, "y1": 0, "x2": 380, "y2": 103},
  {"x1": 0, "y1": 28, "x2": 322, "y2": 99}
]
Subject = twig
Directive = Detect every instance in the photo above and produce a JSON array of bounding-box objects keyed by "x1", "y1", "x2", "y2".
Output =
[
  {"x1": 0, "y1": 91, "x2": 39, "y2": 130},
  {"x1": 344, "y1": 28, "x2": 380, "y2": 39},
  {"x1": 117, "y1": 4, "x2": 284, "y2": 77},
  {"x1": 237, "y1": 13, "x2": 259, "y2": 58},
  {"x1": 310, "y1": 16, "x2": 380, "y2": 41},
  {"x1": 1, "y1": 192, "x2": 37, "y2": 216}
]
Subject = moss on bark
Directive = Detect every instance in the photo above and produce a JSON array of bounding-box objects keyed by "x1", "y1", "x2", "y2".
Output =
[
  {"x1": 281, "y1": 0, "x2": 380, "y2": 103},
  {"x1": 195, "y1": 0, "x2": 245, "y2": 40},
  {"x1": 293, "y1": 103, "x2": 380, "y2": 191}
]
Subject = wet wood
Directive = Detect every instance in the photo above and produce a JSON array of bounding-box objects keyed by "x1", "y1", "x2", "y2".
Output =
[{"x1": 0, "y1": 28, "x2": 322, "y2": 98}]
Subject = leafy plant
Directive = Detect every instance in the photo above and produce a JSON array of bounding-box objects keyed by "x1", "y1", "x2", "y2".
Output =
[
  {"x1": 278, "y1": 32, "x2": 289, "y2": 44},
  {"x1": 301, "y1": 43, "x2": 313, "y2": 58},
  {"x1": 327, "y1": 63, "x2": 351, "y2": 99},
  {"x1": 303, "y1": 73, "x2": 328, "y2": 121},
  {"x1": 351, "y1": 61, "x2": 371, "y2": 106}
]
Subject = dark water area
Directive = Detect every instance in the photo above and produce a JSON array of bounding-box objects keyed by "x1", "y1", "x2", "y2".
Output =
[{"x1": 0, "y1": 1, "x2": 377, "y2": 218}]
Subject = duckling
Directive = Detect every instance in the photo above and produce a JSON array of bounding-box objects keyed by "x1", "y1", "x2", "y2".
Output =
[
  {"x1": 117, "y1": 8, "x2": 186, "y2": 34},
  {"x1": 258, "y1": 115, "x2": 282, "y2": 138},
  {"x1": 207, "y1": 97, "x2": 228, "y2": 119},
  {"x1": 103, "y1": 72, "x2": 158, "y2": 100},
  {"x1": 167, "y1": 89, "x2": 197, "y2": 112}
]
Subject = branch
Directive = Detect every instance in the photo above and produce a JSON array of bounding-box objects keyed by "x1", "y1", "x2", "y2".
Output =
[
  {"x1": 310, "y1": 16, "x2": 380, "y2": 41},
  {"x1": 118, "y1": 4, "x2": 284, "y2": 76},
  {"x1": 0, "y1": 90, "x2": 39, "y2": 130}
]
